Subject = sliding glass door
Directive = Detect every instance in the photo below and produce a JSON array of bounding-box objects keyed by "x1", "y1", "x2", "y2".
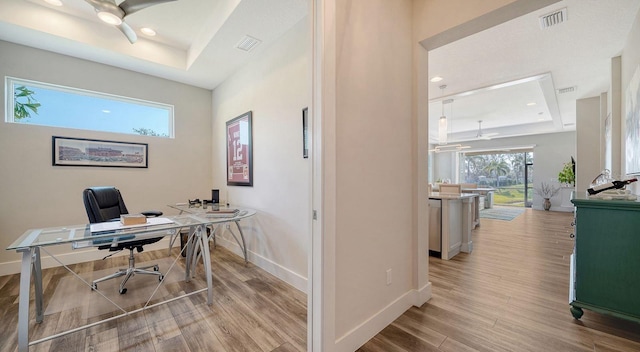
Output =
[{"x1": 459, "y1": 149, "x2": 533, "y2": 207}]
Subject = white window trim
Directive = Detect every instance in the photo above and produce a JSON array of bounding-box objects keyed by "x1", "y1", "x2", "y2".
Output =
[{"x1": 5, "y1": 76, "x2": 175, "y2": 138}]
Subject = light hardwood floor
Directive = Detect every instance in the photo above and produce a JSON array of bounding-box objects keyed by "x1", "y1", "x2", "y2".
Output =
[
  {"x1": 0, "y1": 246, "x2": 307, "y2": 352},
  {"x1": 4, "y1": 209, "x2": 640, "y2": 352},
  {"x1": 359, "y1": 208, "x2": 640, "y2": 352}
]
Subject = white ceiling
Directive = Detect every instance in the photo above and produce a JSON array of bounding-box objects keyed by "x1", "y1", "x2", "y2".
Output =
[
  {"x1": 1, "y1": 0, "x2": 638, "y2": 144},
  {"x1": 428, "y1": 0, "x2": 640, "y2": 144},
  {"x1": 0, "y1": 0, "x2": 308, "y2": 90}
]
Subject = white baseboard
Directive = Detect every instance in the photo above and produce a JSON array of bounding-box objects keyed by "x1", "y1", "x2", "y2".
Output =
[
  {"x1": 0, "y1": 237, "x2": 174, "y2": 277},
  {"x1": 334, "y1": 284, "x2": 432, "y2": 352},
  {"x1": 214, "y1": 235, "x2": 308, "y2": 293}
]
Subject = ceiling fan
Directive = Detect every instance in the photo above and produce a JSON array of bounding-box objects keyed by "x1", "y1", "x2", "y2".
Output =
[
  {"x1": 85, "y1": 0, "x2": 176, "y2": 44},
  {"x1": 476, "y1": 120, "x2": 499, "y2": 140}
]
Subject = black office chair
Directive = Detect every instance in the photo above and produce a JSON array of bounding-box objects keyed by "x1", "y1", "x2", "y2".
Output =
[{"x1": 83, "y1": 186, "x2": 164, "y2": 294}]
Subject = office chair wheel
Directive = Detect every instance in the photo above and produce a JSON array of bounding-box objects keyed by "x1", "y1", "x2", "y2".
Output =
[
  {"x1": 159, "y1": 274, "x2": 164, "y2": 282},
  {"x1": 153, "y1": 265, "x2": 159, "y2": 271},
  {"x1": 119, "y1": 288, "x2": 127, "y2": 295},
  {"x1": 91, "y1": 283, "x2": 97, "y2": 291}
]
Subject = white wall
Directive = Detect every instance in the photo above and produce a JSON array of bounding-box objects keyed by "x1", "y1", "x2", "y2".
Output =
[
  {"x1": 0, "y1": 41, "x2": 212, "y2": 274},
  {"x1": 330, "y1": 1, "x2": 414, "y2": 350},
  {"x1": 211, "y1": 18, "x2": 310, "y2": 292},
  {"x1": 576, "y1": 97, "x2": 601, "y2": 193}
]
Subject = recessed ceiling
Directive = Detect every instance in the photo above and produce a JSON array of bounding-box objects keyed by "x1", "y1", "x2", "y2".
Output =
[
  {"x1": 428, "y1": 0, "x2": 640, "y2": 144},
  {"x1": 0, "y1": 0, "x2": 308, "y2": 90}
]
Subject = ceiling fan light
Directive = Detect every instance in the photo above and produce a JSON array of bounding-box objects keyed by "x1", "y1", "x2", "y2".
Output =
[
  {"x1": 44, "y1": 0, "x2": 63, "y2": 6},
  {"x1": 97, "y1": 11, "x2": 122, "y2": 25},
  {"x1": 140, "y1": 27, "x2": 157, "y2": 36}
]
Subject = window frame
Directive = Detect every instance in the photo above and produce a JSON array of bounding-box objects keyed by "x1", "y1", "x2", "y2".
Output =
[{"x1": 5, "y1": 76, "x2": 175, "y2": 138}]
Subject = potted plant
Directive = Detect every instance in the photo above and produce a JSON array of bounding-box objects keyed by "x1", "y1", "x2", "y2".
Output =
[
  {"x1": 535, "y1": 182, "x2": 560, "y2": 211},
  {"x1": 558, "y1": 157, "x2": 576, "y2": 187}
]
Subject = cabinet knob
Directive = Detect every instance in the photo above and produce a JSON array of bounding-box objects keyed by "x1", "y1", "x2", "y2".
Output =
[{"x1": 569, "y1": 233, "x2": 575, "y2": 238}]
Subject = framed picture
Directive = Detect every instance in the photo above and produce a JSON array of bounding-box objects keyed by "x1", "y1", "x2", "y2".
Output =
[
  {"x1": 302, "y1": 107, "x2": 309, "y2": 159},
  {"x1": 52, "y1": 136, "x2": 148, "y2": 168},
  {"x1": 226, "y1": 111, "x2": 253, "y2": 186},
  {"x1": 625, "y1": 64, "x2": 640, "y2": 175}
]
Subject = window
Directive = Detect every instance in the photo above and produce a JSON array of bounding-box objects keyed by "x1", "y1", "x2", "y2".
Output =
[
  {"x1": 6, "y1": 77, "x2": 174, "y2": 138},
  {"x1": 459, "y1": 149, "x2": 533, "y2": 207}
]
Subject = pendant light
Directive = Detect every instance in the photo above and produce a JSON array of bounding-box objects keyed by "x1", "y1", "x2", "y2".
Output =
[{"x1": 438, "y1": 85, "x2": 448, "y2": 145}]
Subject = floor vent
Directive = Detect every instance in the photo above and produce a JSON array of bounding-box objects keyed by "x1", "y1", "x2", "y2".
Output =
[
  {"x1": 236, "y1": 35, "x2": 261, "y2": 52},
  {"x1": 539, "y1": 7, "x2": 567, "y2": 29}
]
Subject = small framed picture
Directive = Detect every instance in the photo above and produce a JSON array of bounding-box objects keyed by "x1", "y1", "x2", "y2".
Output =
[{"x1": 302, "y1": 107, "x2": 309, "y2": 159}]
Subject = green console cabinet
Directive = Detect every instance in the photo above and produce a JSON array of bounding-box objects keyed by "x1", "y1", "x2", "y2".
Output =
[{"x1": 570, "y1": 194, "x2": 640, "y2": 323}]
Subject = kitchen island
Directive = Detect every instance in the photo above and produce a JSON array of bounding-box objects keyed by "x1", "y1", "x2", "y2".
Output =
[{"x1": 429, "y1": 192, "x2": 479, "y2": 260}]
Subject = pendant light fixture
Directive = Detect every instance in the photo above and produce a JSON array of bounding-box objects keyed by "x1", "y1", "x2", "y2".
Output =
[
  {"x1": 438, "y1": 85, "x2": 448, "y2": 145},
  {"x1": 477, "y1": 120, "x2": 484, "y2": 138}
]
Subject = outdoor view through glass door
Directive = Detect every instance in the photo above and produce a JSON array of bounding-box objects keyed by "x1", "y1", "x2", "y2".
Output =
[{"x1": 459, "y1": 149, "x2": 534, "y2": 207}]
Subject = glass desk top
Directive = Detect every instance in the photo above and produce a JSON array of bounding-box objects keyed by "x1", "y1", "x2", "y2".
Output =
[
  {"x1": 6, "y1": 213, "x2": 248, "y2": 251},
  {"x1": 167, "y1": 203, "x2": 256, "y2": 220}
]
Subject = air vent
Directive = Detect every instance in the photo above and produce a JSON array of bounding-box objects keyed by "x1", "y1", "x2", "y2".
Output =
[
  {"x1": 235, "y1": 35, "x2": 261, "y2": 52},
  {"x1": 539, "y1": 7, "x2": 567, "y2": 29},
  {"x1": 557, "y1": 86, "x2": 576, "y2": 94}
]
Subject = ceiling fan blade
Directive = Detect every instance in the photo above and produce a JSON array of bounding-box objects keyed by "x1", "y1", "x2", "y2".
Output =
[
  {"x1": 117, "y1": 21, "x2": 137, "y2": 44},
  {"x1": 119, "y1": 0, "x2": 176, "y2": 17},
  {"x1": 84, "y1": 0, "x2": 115, "y2": 11}
]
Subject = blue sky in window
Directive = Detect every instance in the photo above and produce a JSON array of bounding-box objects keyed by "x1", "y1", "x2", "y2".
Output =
[{"x1": 15, "y1": 85, "x2": 170, "y2": 136}]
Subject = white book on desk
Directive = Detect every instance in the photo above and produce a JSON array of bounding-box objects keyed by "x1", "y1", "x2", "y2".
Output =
[{"x1": 89, "y1": 217, "x2": 174, "y2": 233}]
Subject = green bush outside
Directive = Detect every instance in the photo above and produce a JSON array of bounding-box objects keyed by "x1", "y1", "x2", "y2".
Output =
[{"x1": 492, "y1": 184, "x2": 531, "y2": 206}]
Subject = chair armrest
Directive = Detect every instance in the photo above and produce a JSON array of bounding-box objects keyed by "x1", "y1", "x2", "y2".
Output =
[{"x1": 141, "y1": 210, "x2": 163, "y2": 217}]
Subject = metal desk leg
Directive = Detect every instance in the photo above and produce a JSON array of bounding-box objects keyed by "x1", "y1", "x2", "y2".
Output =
[
  {"x1": 185, "y1": 226, "x2": 196, "y2": 282},
  {"x1": 33, "y1": 247, "x2": 44, "y2": 323},
  {"x1": 234, "y1": 221, "x2": 248, "y2": 264},
  {"x1": 18, "y1": 248, "x2": 34, "y2": 352},
  {"x1": 196, "y1": 224, "x2": 213, "y2": 305}
]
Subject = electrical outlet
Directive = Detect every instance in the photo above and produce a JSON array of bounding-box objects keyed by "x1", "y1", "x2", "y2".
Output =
[{"x1": 386, "y1": 269, "x2": 392, "y2": 285}]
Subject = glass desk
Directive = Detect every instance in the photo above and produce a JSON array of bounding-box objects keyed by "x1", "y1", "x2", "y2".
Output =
[
  {"x1": 167, "y1": 204, "x2": 256, "y2": 265},
  {"x1": 6, "y1": 213, "x2": 239, "y2": 352}
]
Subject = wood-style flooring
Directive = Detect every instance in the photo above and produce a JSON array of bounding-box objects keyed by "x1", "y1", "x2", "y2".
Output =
[
  {"x1": 359, "y1": 208, "x2": 640, "y2": 352},
  {"x1": 0, "y1": 246, "x2": 307, "y2": 352},
  {"x1": 4, "y1": 209, "x2": 640, "y2": 351}
]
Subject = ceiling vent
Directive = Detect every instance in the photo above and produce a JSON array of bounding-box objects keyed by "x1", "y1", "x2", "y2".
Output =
[
  {"x1": 557, "y1": 86, "x2": 576, "y2": 94},
  {"x1": 539, "y1": 7, "x2": 567, "y2": 29},
  {"x1": 236, "y1": 35, "x2": 261, "y2": 52}
]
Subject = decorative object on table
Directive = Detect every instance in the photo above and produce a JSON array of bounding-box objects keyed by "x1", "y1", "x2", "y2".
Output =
[
  {"x1": 535, "y1": 182, "x2": 560, "y2": 211},
  {"x1": 188, "y1": 198, "x2": 202, "y2": 207},
  {"x1": 205, "y1": 208, "x2": 240, "y2": 218},
  {"x1": 120, "y1": 214, "x2": 147, "y2": 225},
  {"x1": 587, "y1": 177, "x2": 638, "y2": 198},
  {"x1": 226, "y1": 111, "x2": 253, "y2": 186},
  {"x1": 211, "y1": 189, "x2": 219, "y2": 204},
  {"x1": 52, "y1": 136, "x2": 148, "y2": 168},
  {"x1": 558, "y1": 157, "x2": 576, "y2": 186},
  {"x1": 302, "y1": 107, "x2": 309, "y2": 158}
]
